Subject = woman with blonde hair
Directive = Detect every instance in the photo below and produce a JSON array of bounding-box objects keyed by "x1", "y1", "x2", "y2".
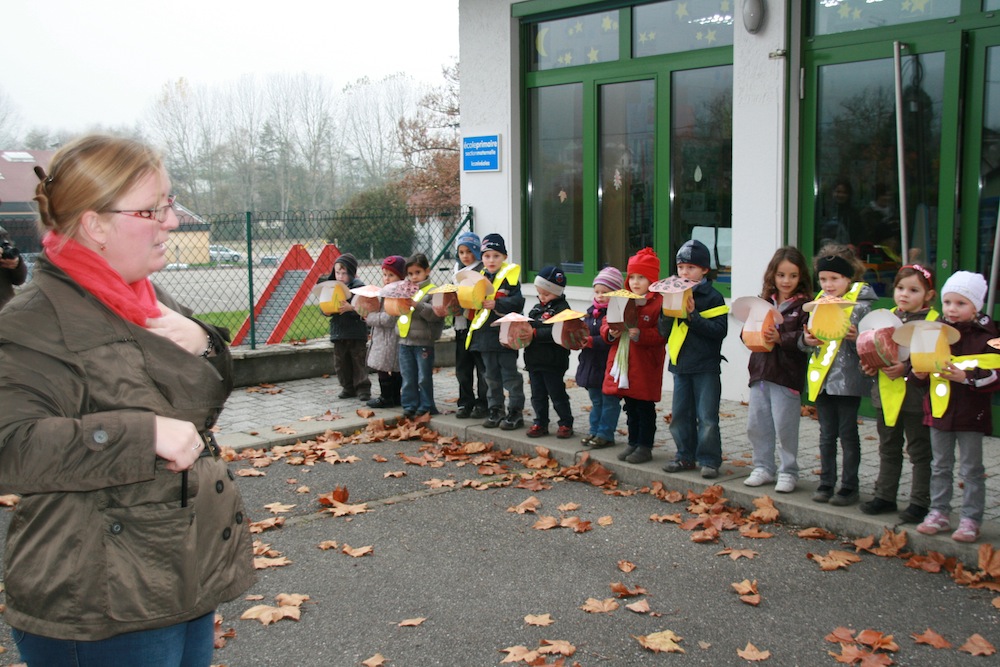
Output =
[{"x1": 0, "y1": 135, "x2": 255, "y2": 666}]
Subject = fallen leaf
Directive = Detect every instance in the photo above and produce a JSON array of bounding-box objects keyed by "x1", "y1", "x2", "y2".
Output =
[
  {"x1": 317, "y1": 540, "x2": 339, "y2": 550},
  {"x1": 384, "y1": 471, "x2": 406, "y2": 478},
  {"x1": 236, "y1": 469, "x2": 266, "y2": 477},
  {"x1": 213, "y1": 612, "x2": 235, "y2": 649},
  {"x1": 737, "y1": 642, "x2": 771, "y2": 661},
  {"x1": 610, "y1": 582, "x2": 647, "y2": 598},
  {"x1": 253, "y1": 556, "x2": 292, "y2": 569},
  {"x1": 717, "y1": 548, "x2": 758, "y2": 561},
  {"x1": 532, "y1": 515, "x2": 559, "y2": 530},
  {"x1": 244, "y1": 594, "x2": 264, "y2": 601},
  {"x1": 597, "y1": 515, "x2": 613, "y2": 526},
  {"x1": 635, "y1": 629, "x2": 685, "y2": 653},
  {"x1": 356, "y1": 408, "x2": 375, "y2": 418},
  {"x1": 618, "y1": 560, "x2": 637, "y2": 573},
  {"x1": 825, "y1": 627, "x2": 856, "y2": 644},
  {"x1": 342, "y1": 544, "x2": 374, "y2": 558},
  {"x1": 295, "y1": 486, "x2": 310, "y2": 494},
  {"x1": 249, "y1": 517, "x2": 285, "y2": 534},
  {"x1": 749, "y1": 496, "x2": 779, "y2": 523},
  {"x1": 423, "y1": 478, "x2": 456, "y2": 489},
  {"x1": 508, "y1": 496, "x2": 541, "y2": 514},
  {"x1": 263, "y1": 502, "x2": 295, "y2": 514},
  {"x1": 274, "y1": 593, "x2": 309, "y2": 607},
  {"x1": 959, "y1": 633, "x2": 996, "y2": 656},
  {"x1": 537, "y1": 639, "x2": 575, "y2": 656},
  {"x1": 361, "y1": 654, "x2": 386, "y2": 667},
  {"x1": 580, "y1": 597, "x2": 619, "y2": 613},
  {"x1": 798, "y1": 527, "x2": 836, "y2": 540},
  {"x1": 807, "y1": 550, "x2": 862, "y2": 571},
  {"x1": 626, "y1": 599, "x2": 651, "y2": 614},
  {"x1": 499, "y1": 646, "x2": 538, "y2": 664},
  {"x1": 856, "y1": 629, "x2": 899, "y2": 652},
  {"x1": 398, "y1": 617, "x2": 426, "y2": 627},
  {"x1": 558, "y1": 502, "x2": 581, "y2": 512},
  {"x1": 524, "y1": 613, "x2": 554, "y2": 627},
  {"x1": 911, "y1": 628, "x2": 951, "y2": 649}
]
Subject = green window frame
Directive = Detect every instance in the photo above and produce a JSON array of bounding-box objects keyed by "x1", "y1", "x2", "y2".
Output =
[{"x1": 517, "y1": 0, "x2": 734, "y2": 292}]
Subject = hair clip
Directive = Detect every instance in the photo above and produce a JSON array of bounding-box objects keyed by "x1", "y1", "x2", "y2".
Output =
[
  {"x1": 33, "y1": 166, "x2": 53, "y2": 185},
  {"x1": 903, "y1": 264, "x2": 933, "y2": 284}
]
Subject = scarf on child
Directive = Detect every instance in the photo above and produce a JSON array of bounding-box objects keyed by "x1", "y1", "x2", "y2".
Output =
[{"x1": 43, "y1": 231, "x2": 161, "y2": 327}]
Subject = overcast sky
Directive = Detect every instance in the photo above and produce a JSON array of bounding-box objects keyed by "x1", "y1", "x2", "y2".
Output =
[{"x1": 3, "y1": 0, "x2": 459, "y2": 135}]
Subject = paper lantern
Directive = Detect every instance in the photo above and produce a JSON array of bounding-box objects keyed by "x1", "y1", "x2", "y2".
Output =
[
  {"x1": 856, "y1": 310, "x2": 904, "y2": 370},
  {"x1": 649, "y1": 276, "x2": 698, "y2": 318},
  {"x1": 379, "y1": 280, "x2": 420, "y2": 317},
  {"x1": 313, "y1": 280, "x2": 352, "y2": 315},
  {"x1": 351, "y1": 285, "x2": 382, "y2": 319},
  {"x1": 545, "y1": 309, "x2": 588, "y2": 350},
  {"x1": 604, "y1": 289, "x2": 642, "y2": 326},
  {"x1": 491, "y1": 312, "x2": 533, "y2": 350},
  {"x1": 730, "y1": 296, "x2": 784, "y2": 353},
  {"x1": 453, "y1": 271, "x2": 494, "y2": 310},
  {"x1": 428, "y1": 284, "x2": 464, "y2": 317},
  {"x1": 803, "y1": 295, "x2": 856, "y2": 342},
  {"x1": 893, "y1": 320, "x2": 959, "y2": 373}
]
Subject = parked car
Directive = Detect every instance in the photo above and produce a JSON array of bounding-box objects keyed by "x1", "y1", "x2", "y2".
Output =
[{"x1": 209, "y1": 245, "x2": 243, "y2": 263}]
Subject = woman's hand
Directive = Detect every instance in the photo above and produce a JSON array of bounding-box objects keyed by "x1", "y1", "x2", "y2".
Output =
[
  {"x1": 154, "y1": 416, "x2": 203, "y2": 472},
  {"x1": 147, "y1": 303, "x2": 208, "y2": 355}
]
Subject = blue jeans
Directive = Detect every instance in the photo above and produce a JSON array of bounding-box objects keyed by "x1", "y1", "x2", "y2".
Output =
[
  {"x1": 588, "y1": 387, "x2": 621, "y2": 441},
  {"x1": 399, "y1": 344, "x2": 436, "y2": 414},
  {"x1": 815, "y1": 392, "x2": 862, "y2": 490},
  {"x1": 528, "y1": 370, "x2": 573, "y2": 428},
  {"x1": 669, "y1": 372, "x2": 722, "y2": 468},
  {"x1": 13, "y1": 612, "x2": 214, "y2": 667}
]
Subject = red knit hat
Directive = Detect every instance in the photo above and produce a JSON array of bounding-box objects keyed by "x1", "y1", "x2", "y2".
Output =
[{"x1": 627, "y1": 247, "x2": 660, "y2": 283}]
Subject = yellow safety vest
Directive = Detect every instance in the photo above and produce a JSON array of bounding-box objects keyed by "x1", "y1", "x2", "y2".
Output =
[
  {"x1": 466, "y1": 263, "x2": 521, "y2": 349},
  {"x1": 397, "y1": 283, "x2": 435, "y2": 338},
  {"x1": 666, "y1": 304, "x2": 730, "y2": 366},
  {"x1": 806, "y1": 282, "x2": 864, "y2": 402},
  {"x1": 878, "y1": 308, "x2": 938, "y2": 427},
  {"x1": 929, "y1": 353, "x2": 1000, "y2": 418}
]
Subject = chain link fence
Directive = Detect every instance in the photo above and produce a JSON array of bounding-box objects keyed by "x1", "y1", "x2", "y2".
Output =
[{"x1": 2, "y1": 206, "x2": 472, "y2": 348}]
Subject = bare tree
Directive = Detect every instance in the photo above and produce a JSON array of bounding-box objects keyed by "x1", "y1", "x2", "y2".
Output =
[
  {"x1": 340, "y1": 73, "x2": 417, "y2": 188},
  {"x1": 225, "y1": 75, "x2": 267, "y2": 210},
  {"x1": 292, "y1": 74, "x2": 340, "y2": 209},
  {"x1": 0, "y1": 88, "x2": 23, "y2": 148}
]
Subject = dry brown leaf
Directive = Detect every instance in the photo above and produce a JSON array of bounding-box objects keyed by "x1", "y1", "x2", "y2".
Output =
[
  {"x1": 537, "y1": 639, "x2": 576, "y2": 656},
  {"x1": 740, "y1": 523, "x2": 775, "y2": 539},
  {"x1": 524, "y1": 613, "x2": 554, "y2": 627},
  {"x1": 384, "y1": 471, "x2": 406, "y2": 478},
  {"x1": 263, "y1": 502, "x2": 295, "y2": 514},
  {"x1": 398, "y1": 617, "x2": 426, "y2": 627},
  {"x1": 508, "y1": 496, "x2": 541, "y2": 514},
  {"x1": 737, "y1": 642, "x2": 771, "y2": 661},
  {"x1": 423, "y1": 478, "x2": 456, "y2": 489},
  {"x1": 610, "y1": 582, "x2": 647, "y2": 598},
  {"x1": 807, "y1": 550, "x2": 862, "y2": 571},
  {"x1": 499, "y1": 646, "x2": 538, "y2": 663},
  {"x1": 249, "y1": 517, "x2": 285, "y2": 534},
  {"x1": 253, "y1": 556, "x2": 292, "y2": 569},
  {"x1": 236, "y1": 469, "x2": 266, "y2": 477},
  {"x1": 717, "y1": 548, "x2": 758, "y2": 560},
  {"x1": 911, "y1": 628, "x2": 951, "y2": 649},
  {"x1": 597, "y1": 515, "x2": 613, "y2": 526},
  {"x1": 856, "y1": 629, "x2": 899, "y2": 652},
  {"x1": 295, "y1": 486, "x2": 310, "y2": 494},
  {"x1": 618, "y1": 560, "x2": 637, "y2": 573},
  {"x1": 635, "y1": 629, "x2": 685, "y2": 653},
  {"x1": 959, "y1": 633, "x2": 996, "y2": 656},
  {"x1": 825, "y1": 627, "x2": 856, "y2": 644},
  {"x1": 317, "y1": 540, "x2": 338, "y2": 550},
  {"x1": 324, "y1": 501, "x2": 369, "y2": 517},
  {"x1": 244, "y1": 594, "x2": 264, "y2": 601},
  {"x1": 361, "y1": 654, "x2": 386, "y2": 667},
  {"x1": 749, "y1": 496, "x2": 779, "y2": 523},
  {"x1": 558, "y1": 502, "x2": 580, "y2": 512},
  {"x1": 626, "y1": 599, "x2": 651, "y2": 614},
  {"x1": 731, "y1": 579, "x2": 758, "y2": 595},
  {"x1": 798, "y1": 527, "x2": 836, "y2": 540},
  {"x1": 342, "y1": 544, "x2": 374, "y2": 558},
  {"x1": 532, "y1": 515, "x2": 560, "y2": 530},
  {"x1": 580, "y1": 597, "x2": 619, "y2": 613},
  {"x1": 274, "y1": 593, "x2": 309, "y2": 607}
]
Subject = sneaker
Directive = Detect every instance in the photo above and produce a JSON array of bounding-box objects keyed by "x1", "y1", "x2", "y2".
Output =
[
  {"x1": 589, "y1": 436, "x2": 614, "y2": 449},
  {"x1": 338, "y1": 390, "x2": 356, "y2": 399},
  {"x1": 499, "y1": 411, "x2": 524, "y2": 430},
  {"x1": 898, "y1": 504, "x2": 929, "y2": 524},
  {"x1": 701, "y1": 466, "x2": 719, "y2": 479},
  {"x1": 859, "y1": 497, "x2": 897, "y2": 515},
  {"x1": 916, "y1": 509, "x2": 951, "y2": 535},
  {"x1": 625, "y1": 448, "x2": 652, "y2": 464},
  {"x1": 774, "y1": 473, "x2": 797, "y2": 493},
  {"x1": 744, "y1": 469, "x2": 775, "y2": 487},
  {"x1": 662, "y1": 460, "x2": 696, "y2": 473},
  {"x1": 483, "y1": 409, "x2": 504, "y2": 429},
  {"x1": 951, "y1": 518, "x2": 980, "y2": 543},
  {"x1": 617, "y1": 446, "x2": 637, "y2": 461},
  {"x1": 556, "y1": 425, "x2": 573, "y2": 439},
  {"x1": 402, "y1": 410, "x2": 416, "y2": 419},
  {"x1": 580, "y1": 435, "x2": 595, "y2": 447},
  {"x1": 526, "y1": 424, "x2": 549, "y2": 438},
  {"x1": 470, "y1": 405, "x2": 489, "y2": 419},
  {"x1": 455, "y1": 406, "x2": 473, "y2": 419},
  {"x1": 829, "y1": 488, "x2": 859, "y2": 506},
  {"x1": 812, "y1": 485, "x2": 834, "y2": 503}
]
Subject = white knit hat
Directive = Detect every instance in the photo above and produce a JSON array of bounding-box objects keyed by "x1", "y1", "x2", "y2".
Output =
[{"x1": 940, "y1": 271, "x2": 987, "y2": 312}]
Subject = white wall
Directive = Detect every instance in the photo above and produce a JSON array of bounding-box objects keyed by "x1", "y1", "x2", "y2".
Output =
[{"x1": 459, "y1": 0, "x2": 521, "y2": 252}]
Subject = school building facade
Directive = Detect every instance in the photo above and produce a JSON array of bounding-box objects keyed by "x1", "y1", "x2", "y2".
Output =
[{"x1": 458, "y1": 0, "x2": 1000, "y2": 419}]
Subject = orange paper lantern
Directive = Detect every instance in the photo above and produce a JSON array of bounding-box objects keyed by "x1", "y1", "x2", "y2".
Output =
[{"x1": 314, "y1": 280, "x2": 352, "y2": 315}]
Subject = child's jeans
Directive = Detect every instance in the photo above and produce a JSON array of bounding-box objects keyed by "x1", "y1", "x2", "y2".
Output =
[
  {"x1": 588, "y1": 387, "x2": 621, "y2": 441},
  {"x1": 929, "y1": 428, "x2": 985, "y2": 523},
  {"x1": 528, "y1": 370, "x2": 572, "y2": 428},
  {"x1": 815, "y1": 392, "x2": 861, "y2": 490},
  {"x1": 669, "y1": 371, "x2": 722, "y2": 468},
  {"x1": 746, "y1": 380, "x2": 801, "y2": 478},
  {"x1": 874, "y1": 410, "x2": 931, "y2": 507},
  {"x1": 623, "y1": 397, "x2": 656, "y2": 449},
  {"x1": 399, "y1": 344, "x2": 436, "y2": 414},
  {"x1": 481, "y1": 350, "x2": 524, "y2": 413}
]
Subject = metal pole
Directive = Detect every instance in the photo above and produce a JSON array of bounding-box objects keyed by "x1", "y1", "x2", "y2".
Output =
[
  {"x1": 893, "y1": 42, "x2": 910, "y2": 260},
  {"x1": 246, "y1": 211, "x2": 256, "y2": 349},
  {"x1": 988, "y1": 204, "x2": 1000, "y2": 315}
]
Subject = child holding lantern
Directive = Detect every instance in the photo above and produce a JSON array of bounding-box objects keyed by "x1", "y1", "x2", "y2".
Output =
[
  {"x1": 364, "y1": 255, "x2": 407, "y2": 409},
  {"x1": 803, "y1": 244, "x2": 876, "y2": 506},
  {"x1": 913, "y1": 271, "x2": 999, "y2": 543},
  {"x1": 524, "y1": 265, "x2": 574, "y2": 438},
  {"x1": 577, "y1": 267, "x2": 625, "y2": 449},
  {"x1": 322, "y1": 252, "x2": 372, "y2": 402},
  {"x1": 397, "y1": 253, "x2": 443, "y2": 418}
]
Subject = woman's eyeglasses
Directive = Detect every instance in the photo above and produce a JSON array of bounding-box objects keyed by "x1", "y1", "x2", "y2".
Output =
[{"x1": 107, "y1": 195, "x2": 176, "y2": 222}]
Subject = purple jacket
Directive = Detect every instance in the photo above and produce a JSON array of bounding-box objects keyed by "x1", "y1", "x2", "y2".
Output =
[
  {"x1": 575, "y1": 303, "x2": 612, "y2": 389},
  {"x1": 747, "y1": 294, "x2": 810, "y2": 392}
]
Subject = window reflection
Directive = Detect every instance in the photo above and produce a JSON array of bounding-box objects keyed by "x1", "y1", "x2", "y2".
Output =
[
  {"x1": 633, "y1": 0, "x2": 734, "y2": 57},
  {"x1": 670, "y1": 66, "x2": 733, "y2": 284},
  {"x1": 812, "y1": 0, "x2": 960, "y2": 36},
  {"x1": 599, "y1": 80, "x2": 655, "y2": 270},
  {"x1": 528, "y1": 85, "x2": 583, "y2": 272},
  {"x1": 977, "y1": 46, "x2": 1000, "y2": 277}
]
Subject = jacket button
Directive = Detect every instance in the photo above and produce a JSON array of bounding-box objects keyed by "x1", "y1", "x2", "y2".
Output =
[
  {"x1": 235, "y1": 511, "x2": 243, "y2": 524},
  {"x1": 227, "y1": 469, "x2": 235, "y2": 481},
  {"x1": 222, "y1": 527, "x2": 232, "y2": 541},
  {"x1": 93, "y1": 430, "x2": 109, "y2": 444},
  {"x1": 110, "y1": 522, "x2": 123, "y2": 535},
  {"x1": 216, "y1": 480, "x2": 224, "y2": 494}
]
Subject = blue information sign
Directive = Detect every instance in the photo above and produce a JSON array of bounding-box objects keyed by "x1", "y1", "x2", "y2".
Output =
[{"x1": 462, "y1": 135, "x2": 501, "y2": 172}]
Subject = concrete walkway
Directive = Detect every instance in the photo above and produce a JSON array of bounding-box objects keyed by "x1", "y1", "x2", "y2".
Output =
[{"x1": 216, "y1": 367, "x2": 1000, "y2": 563}]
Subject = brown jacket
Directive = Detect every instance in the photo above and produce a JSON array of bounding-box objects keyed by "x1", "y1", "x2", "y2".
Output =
[{"x1": 0, "y1": 257, "x2": 255, "y2": 640}]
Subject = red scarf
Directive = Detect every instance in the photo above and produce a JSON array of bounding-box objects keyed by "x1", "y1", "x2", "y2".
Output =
[{"x1": 42, "y1": 231, "x2": 161, "y2": 327}]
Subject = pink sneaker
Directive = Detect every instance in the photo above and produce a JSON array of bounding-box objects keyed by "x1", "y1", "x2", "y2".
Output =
[
  {"x1": 951, "y1": 518, "x2": 980, "y2": 543},
  {"x1": 916, "y1": 510, "x2": 950, "y2": 535}
]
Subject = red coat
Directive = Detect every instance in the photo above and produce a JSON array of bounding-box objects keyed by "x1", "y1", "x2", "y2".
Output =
[{"x1": 601, "y1": 292, "x2": 667, "y2": 401}]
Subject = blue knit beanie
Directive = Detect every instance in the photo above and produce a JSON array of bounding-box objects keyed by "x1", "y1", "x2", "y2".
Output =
[{"x1": 456, "y1": 231, "x2": 482, "y2": 261}]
